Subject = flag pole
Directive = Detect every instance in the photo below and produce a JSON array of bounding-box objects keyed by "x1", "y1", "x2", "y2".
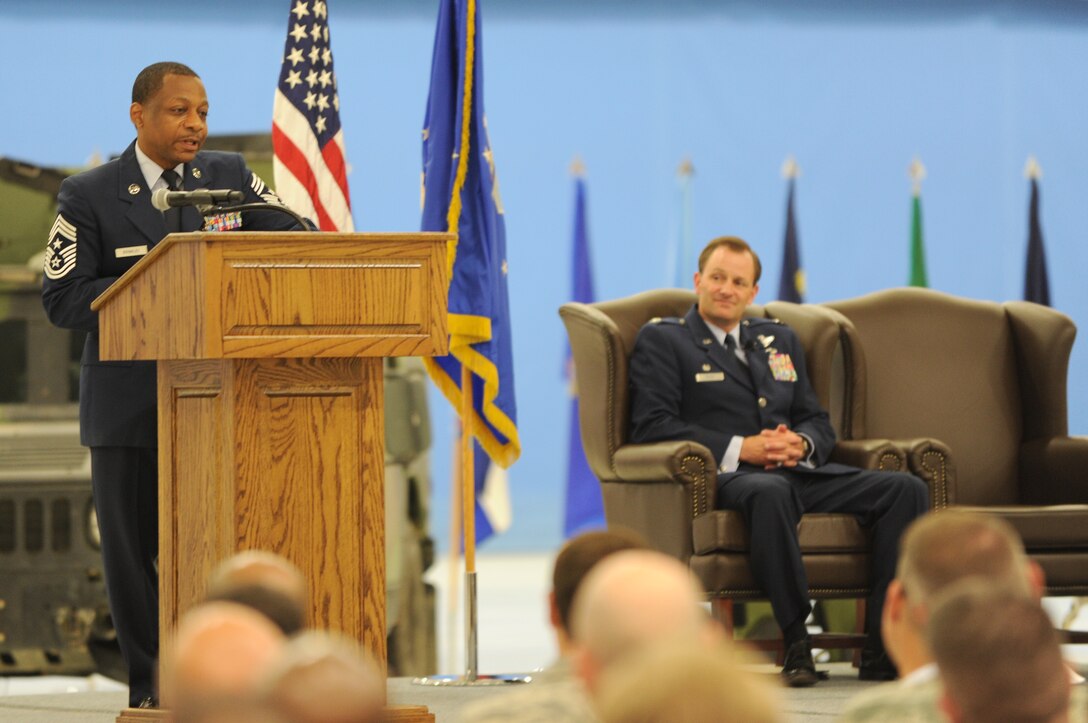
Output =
[
  {"x1": 461, "y1": 365, "x2": 478, "y2": 682},
  {"x1": 672, "y1": 158, "x2": 695, "y2": 289},
  {"x1": 414, "y1": 366, "x2": 526, "y2": 687},
  {"x1": 445, "y1": 422, "x2": 463, "y2": 674}
]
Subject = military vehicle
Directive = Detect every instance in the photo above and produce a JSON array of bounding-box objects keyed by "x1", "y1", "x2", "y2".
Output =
[{"x1": 0, "y1": 138, "x2": 436, "y2": 679}]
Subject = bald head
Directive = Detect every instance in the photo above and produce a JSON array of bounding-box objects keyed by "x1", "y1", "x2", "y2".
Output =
[
  {"x1": 571, "y1": 550, "x2": 716, "y2": 681},
  {"x1": 261, "y1": 632, "x2": 384, "y2": 723},
  {"x1": 897, "y1": 510, "x2": 1035, "y2": 606},
  {"x1": 596, "y1": 642, "x2": 781, "y2": 723},
  {"x1": 929, "y1": 581, "x2": 1069, "y2": 723},
  {"x1": 206, "y1": 551, "x2": 308, "y2": 634},
  {"x1": 169, "y1": 602, "x2": 286, "y2": 719}
]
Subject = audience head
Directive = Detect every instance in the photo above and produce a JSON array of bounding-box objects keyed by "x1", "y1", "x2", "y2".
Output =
[
  {"x1": 206, "y1": 550, "x2": 308, "y2": 635},
  {"x1": 882, "y1": 510, "x2": 1043, "y2": 674},
  {"x1": 550, "y1": 528, "x2": 648, "y2": 649},
  {"x1": 168, "y1": 602, "x2": 286, "y2": 721},
  {"x1": 929, "y1": 580, "x2": 1069, "y2": 723},
  {"x1": 260, "y1": 631, "x2": 385, "y2": 723},
  {"x1": 896, "y1": 510, "x2": 1038, "y2": 604},
  {"x1": 595, "y1": 641, "x2": 782, "y2": 723},
  {"x1": 571, "y1": 549, "x2": 720, "y2": 691}
]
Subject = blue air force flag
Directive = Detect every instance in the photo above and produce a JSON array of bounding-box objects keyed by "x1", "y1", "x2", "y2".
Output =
[
  {"x1": 564, "y1": 175, "x2": 605, "y2": 537},
  {"x1": 421, "y1": 0, "x2": 519, "y2": 538}
]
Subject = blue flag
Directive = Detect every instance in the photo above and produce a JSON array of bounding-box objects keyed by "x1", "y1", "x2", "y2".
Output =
[
  {"x1": 422, "y1": 0, "x2": 518, "y2": 542},
  {"x1": 563, "y1": 175, "x2": 605, "y2": 537},
  {"x1": 1024, "y1": 178, "x2": 1051, "y2": 306},
  {"x1": 777, "y1": 177, "x2": 805, "y2": 303},
  {"x1": 421, "y1": 0, "x2": 519, "y2": 465}
]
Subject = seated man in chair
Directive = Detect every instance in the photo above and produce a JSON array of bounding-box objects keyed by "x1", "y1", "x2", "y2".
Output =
[{"x1": 628, "y1": 236, "x2": 928, "y2": 686}]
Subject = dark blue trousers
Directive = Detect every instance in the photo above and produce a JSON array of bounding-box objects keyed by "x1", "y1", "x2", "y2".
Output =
[
  {"x1": 91, "y1": 446, "x2": 159, "y2": 706},
  {"x1": 717, "y1": 468, "x2": 928, "y2": 641}
]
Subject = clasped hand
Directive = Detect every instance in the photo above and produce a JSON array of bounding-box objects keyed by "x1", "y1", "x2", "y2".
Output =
[{"x1": 740, "y1": 424, "x2": 805, "y2": 469}]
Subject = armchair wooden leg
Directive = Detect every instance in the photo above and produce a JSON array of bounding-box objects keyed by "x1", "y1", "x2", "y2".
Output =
[
  {"x1": 853, "y1": 598, "x2": 866, "y2": 668},
  {"x1": 711, "y1": 598, "x2": 735, "y2": 638}
]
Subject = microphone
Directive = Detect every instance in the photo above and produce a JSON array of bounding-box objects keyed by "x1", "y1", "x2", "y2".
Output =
[{"x1": 151, "y1": 187, "x2": 245, "y2": 211}]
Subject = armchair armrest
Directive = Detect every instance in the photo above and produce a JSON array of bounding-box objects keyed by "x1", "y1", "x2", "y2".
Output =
[
  {"x1": 1020, "y1": 437, "x2": 1088, "y2": 505},
  {"x1": 613, "y1": 440, "x2": 718, "y2": 515},
  {"x1": 900, "y1": 438, "x2": 956, "y2": 509},
  {"x1": 602, "y1": 441, "x2": 718, "y2": 562},
  {"x1": 831, "y1": 437, "x2": 955, "y2": 509},
  {"x1": 829, "y1": 439, "x2": 907, "y2": 470}
]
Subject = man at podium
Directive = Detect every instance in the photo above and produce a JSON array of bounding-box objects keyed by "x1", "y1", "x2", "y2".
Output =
[{"x1": 41, "y1": 61, "x2": 310, "y2": 708}]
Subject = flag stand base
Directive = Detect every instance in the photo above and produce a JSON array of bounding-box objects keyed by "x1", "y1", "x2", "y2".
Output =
[
  {"x1": 412, "y1": 571, "x2": 531, "y2": 687},
  {"x1": 411, "y1": 673, "x2": 532, "y2": 687}
]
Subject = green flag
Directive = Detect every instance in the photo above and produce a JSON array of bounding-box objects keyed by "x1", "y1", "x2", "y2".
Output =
[{"x1": 909, "y1": 192, "x2": 928, "y2": 287}]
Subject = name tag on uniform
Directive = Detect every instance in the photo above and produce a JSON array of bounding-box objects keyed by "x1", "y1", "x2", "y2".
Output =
[
  {"x1": 768, "y1": 352, "x2": 798, "y2": 382},
  {"x1": 115, "y1": 245, "x2": 148, "y2": 258},
  {"x1": 695, "y1": 371, "x2": 725, "y2": 383}
]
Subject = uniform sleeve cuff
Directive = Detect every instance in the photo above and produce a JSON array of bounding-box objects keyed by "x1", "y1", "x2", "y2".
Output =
[{"x1": 719, "y1": 436, "x2": 744, "y2": 473}]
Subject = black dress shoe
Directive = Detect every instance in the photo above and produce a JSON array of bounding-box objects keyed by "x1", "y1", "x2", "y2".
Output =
[
  {"x1": 858, "y1": 647, "x2": 898, "y2": 681},
  {"x1": 782, "y1": 637, "x2": 819, "y2": 688},
  {"x1": 134, "y1": 696, "x2": 158, "y2": 709}
]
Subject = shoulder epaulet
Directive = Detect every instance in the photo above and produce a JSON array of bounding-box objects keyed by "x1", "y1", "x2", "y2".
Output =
[
  {"x1": 742, "y1": 317, "x2": 785, "y2": 328},
  {"x1": 648, "y1": 316, "x2": 685, "y2": 326}
]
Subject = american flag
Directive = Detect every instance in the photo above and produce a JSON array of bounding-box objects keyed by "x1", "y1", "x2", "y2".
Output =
[{"x1": 272, "y1": 0, "x2": 353, "y2": 231}]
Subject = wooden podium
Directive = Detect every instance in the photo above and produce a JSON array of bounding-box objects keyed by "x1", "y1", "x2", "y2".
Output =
[{"x1": 91, "y1": 232, "x2": 451, "y2": 722}]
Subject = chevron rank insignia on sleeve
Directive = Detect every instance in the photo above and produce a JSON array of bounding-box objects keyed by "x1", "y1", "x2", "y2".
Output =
[
  {"x1": 249, "y1": 172, "x2": 285, "y2": 206},
  {"x1": 43, "y1": 213, "x2": 77, "y2": 280}
]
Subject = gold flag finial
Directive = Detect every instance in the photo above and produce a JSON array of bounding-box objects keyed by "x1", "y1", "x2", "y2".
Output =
[
  {"x1": 570, "y1": 155, "x2": 586, "y2": 178},
  {"x1": 782, "y1": 154, "x2": 800, "y2": 180},
  {"x1": 677, "y1": 157, "x2": 695, "y2": 178},
  {"x1": 909, "y1": 157, "x2": 927, "y2": 195},
  {"x1": 1024, "y1": 155, "x2": 1042, "y2": 181}
]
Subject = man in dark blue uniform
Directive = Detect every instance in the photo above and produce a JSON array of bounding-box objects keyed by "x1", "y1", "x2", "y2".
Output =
[
  {"x1": 41, "y1": 61, "x2": 307, "y2": 708},
  {"x1": 628, "y1": 236, "x2": 928, "y2": 687}
]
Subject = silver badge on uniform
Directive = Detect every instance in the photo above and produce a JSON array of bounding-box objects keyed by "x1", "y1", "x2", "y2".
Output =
[{"x1": 192, "y1": 167, "x2": 202, "y2": 179}]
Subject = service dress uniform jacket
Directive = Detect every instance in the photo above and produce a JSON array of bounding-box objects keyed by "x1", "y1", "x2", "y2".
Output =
[
  {"x1": 629, "y1": 305, "x2": 852, "y2": 476},
  {"x1": 40, "y1": 140, "x2": 304, "y2": 705}
]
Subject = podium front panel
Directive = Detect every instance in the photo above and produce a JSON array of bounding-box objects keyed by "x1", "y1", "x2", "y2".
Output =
[{"x1": 159, "y1": 357, "x2": 388, "y2": 689}]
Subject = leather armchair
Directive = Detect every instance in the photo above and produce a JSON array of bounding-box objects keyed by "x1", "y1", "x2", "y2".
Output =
[
  {"x1": 559, "y1": 289, "x2": 941, "y2": 640},
  {"x1": 824, "y1": 287, "x2": 1088, "y2": 597}
]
